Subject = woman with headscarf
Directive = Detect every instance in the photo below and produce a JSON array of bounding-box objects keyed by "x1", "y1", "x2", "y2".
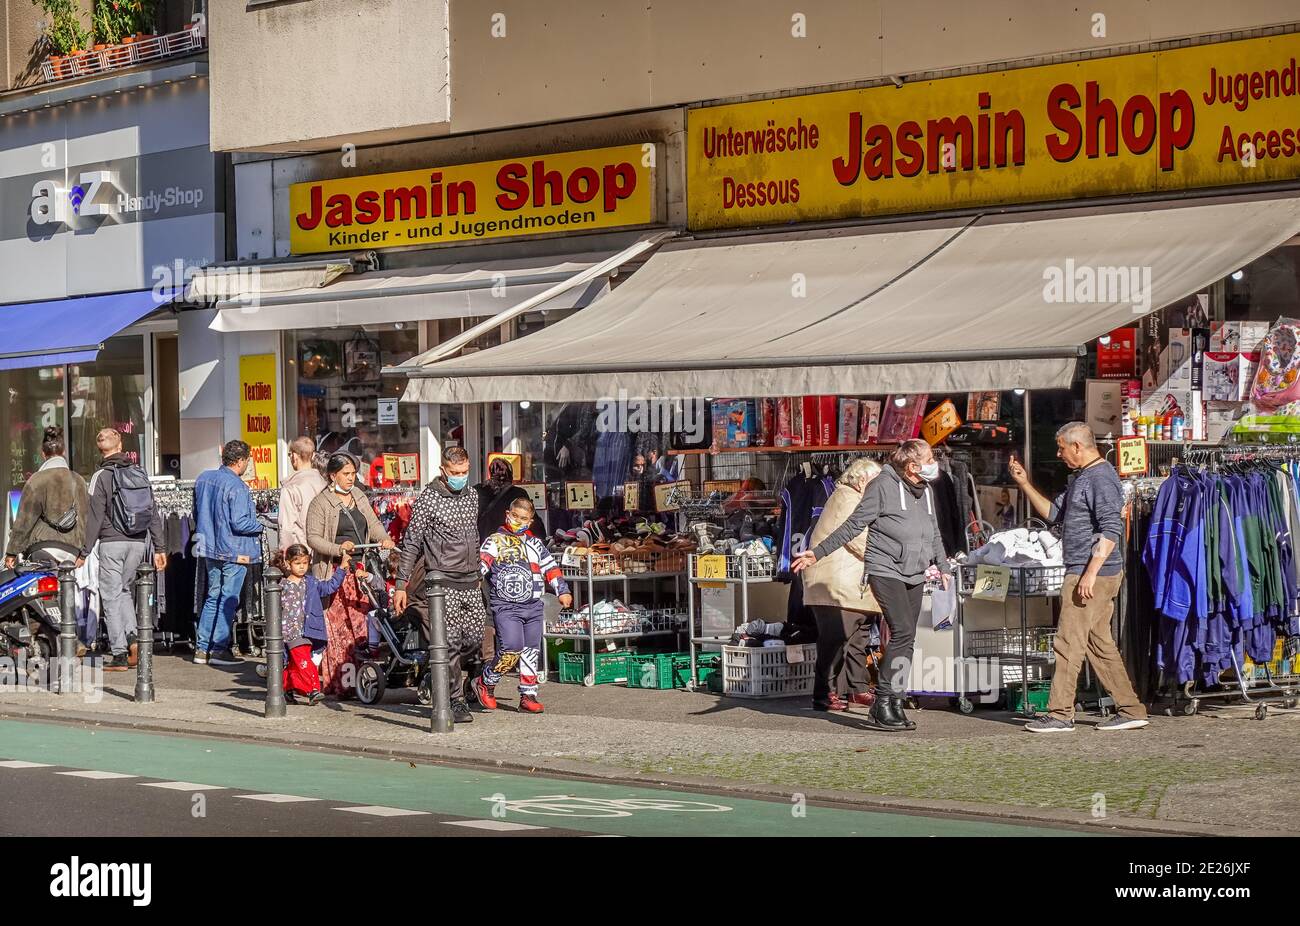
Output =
[{"x1": 305, "y1": 454, "x2": 394, "y2": 697}]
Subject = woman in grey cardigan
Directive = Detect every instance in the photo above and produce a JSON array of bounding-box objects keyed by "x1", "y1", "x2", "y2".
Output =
[
  {"x1": 793, "y1": 439, "x2": 952, "y2": 732},
  {"x1": 304, "y1": 454, "x2": 393, "y2": 581}
]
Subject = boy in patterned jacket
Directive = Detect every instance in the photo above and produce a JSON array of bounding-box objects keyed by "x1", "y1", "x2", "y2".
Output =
[{"x1": 472, "y1": 497, "x2": 572, "y2": 713}]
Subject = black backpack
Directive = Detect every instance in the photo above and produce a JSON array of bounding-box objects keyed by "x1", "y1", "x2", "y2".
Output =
[{"x1": 108, "y1": 465, "x2": 155, "y2": 535}]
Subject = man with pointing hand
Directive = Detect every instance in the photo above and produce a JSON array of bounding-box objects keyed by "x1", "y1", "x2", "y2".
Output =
[{"x1": 1009, "y1": 421, "x2": 1148, "y2": 733}]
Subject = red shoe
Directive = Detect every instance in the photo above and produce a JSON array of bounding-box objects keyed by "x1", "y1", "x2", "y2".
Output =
[
  {"x1": 848, "y1": 692, "x2": 875, "y2": 708},
  {"x1": 814, "y1": 693, "x2": 849, "y2": 712},
  {"x1": 518, "y1": 694, "x2": 544, "y2": 714},
  {"x1": 471, "y1": 676, "x2": 497, "y2": 711}
]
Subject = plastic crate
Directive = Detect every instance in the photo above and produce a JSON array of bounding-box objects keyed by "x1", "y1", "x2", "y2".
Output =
[
  {"x1": 557, "y1": 651, "x2": 628, "y2": 685},
  {"x1": 1006, "y1": 680, "x2": 1052, "y2": 713},
  {"x1": 626, "y1": 653, "x2": 688, "y2": 689},
  {"x1": 722, "y1": 643, "x2": 817, "y2": 699},
  {"x1": 695, "y1": 653, "x2": 721, "y2": 687}
]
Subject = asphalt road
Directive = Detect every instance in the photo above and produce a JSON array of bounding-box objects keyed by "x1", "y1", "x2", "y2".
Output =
[{"x1": 0, "y1": 719, "x2": 1091, "y2": 837}]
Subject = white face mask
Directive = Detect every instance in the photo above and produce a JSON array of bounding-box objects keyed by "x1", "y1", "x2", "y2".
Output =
[{"x1": 918, "y1": 462, "x2": 941, "y2": 482}]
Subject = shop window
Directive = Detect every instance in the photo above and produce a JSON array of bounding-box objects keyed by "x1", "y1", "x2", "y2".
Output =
[
  {"x1": 291, "y1": 324, "x2": 419, "y2": 486},
  {"x1": 1225, "y1": 244, "x2": 1300, "y2": 322},
  {"x1": 69, "y1": 336, "x2": 148, "y2": 477},
  {"x1": 7, "y1": 366, "x2": 67, "y2": 490}
]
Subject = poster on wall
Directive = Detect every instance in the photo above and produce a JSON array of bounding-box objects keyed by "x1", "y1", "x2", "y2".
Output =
[{"x1": 239, "y1": 354, "x2": 278, "y2": 490}]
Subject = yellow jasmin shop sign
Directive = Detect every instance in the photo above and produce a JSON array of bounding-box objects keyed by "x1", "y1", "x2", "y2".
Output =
[
  {"x1": 688, "y1": 33, "x2": 1300, "y2": 229},
  {"x1": 239, "y1": 354, "x2": 278, "y2": 490},
  {"x1": 289, "y1": 144, "x2": 656, "y2": 254}
]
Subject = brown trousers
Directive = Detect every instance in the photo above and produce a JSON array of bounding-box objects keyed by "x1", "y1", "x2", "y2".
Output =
[{"x1": 1047, "y1": 572, "x2": 1148, "y2": 721}]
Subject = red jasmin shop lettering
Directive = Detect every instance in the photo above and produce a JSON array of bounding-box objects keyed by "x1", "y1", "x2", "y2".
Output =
[
  {"x1": 687, "y1": 33, "x2": 1300, "y2": 228},
  {"x1": 287, "y1": 143, "x2": 657, "y2": 254}
]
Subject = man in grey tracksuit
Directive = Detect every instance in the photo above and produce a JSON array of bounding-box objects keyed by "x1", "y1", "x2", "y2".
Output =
[{"x1": 793, "y1": 439, "x2": 952, "y2": 730}]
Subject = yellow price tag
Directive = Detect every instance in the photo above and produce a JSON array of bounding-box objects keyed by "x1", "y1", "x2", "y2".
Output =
[
  {"x1": 564, "y1": 481, "x2": 596, "y2": 510},
  {"x1": 654, "y1": 481, "x2": 691, "y2": 512},
  {"x1": 972, "y1": 565, "x2": 1011, "y2": 602},
  {"x1": 1116, "y1": 436, "x2": 1148, "y2": 477},
  {"x1": 383, "y1": 453, "x2": 420, "y2": 483},
  {"x1": 624, "y1": 481, "x2": 641, "y2": 511},
  {"x1": 695, "y1": 554, "x2": 727, "y2": 589}
]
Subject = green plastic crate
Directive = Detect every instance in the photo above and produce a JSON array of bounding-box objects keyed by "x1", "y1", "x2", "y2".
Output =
[
  {"x1": 695, "y1": 654, "x2": 721, "y2": 687},
  {"x1": 1006, "y1": 680, "x2": 1051, "y2": 713},
  {"x1": 557, "y1": 651, "x2": 628, "y2": 685},
  {"x1": 626, "y1": 653, "x2": 688, "y2": 689}
]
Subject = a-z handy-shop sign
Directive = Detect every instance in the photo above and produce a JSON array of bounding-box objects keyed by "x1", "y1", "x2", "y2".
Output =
[
  {"x1": 688, "y1": 32, "x2": 1300, "y2": 229},
  {"x1": 289, "y1": 144, "x2": 657, "y2": 254}
]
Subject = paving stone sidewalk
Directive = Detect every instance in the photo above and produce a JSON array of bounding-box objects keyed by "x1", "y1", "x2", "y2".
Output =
[{"x1": 0, "y1": 651, "x2": 1295, "y2": 834}]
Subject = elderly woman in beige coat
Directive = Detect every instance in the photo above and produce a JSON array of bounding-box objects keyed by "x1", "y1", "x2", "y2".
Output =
[{"x1": 803, "y1": 457, "x2": 883, "y2": 712}]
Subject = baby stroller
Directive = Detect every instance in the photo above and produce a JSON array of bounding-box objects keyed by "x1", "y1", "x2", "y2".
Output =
[{"x1": 352, "y1": 545, "x2": 430, "y2": 705}]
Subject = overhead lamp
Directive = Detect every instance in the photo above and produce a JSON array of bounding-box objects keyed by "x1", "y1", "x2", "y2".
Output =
[
  {"x1": 1013, "y1": 388, "x2": 1026, "y2": 396},
  {"x1": 893, "y1": 396, "x2": 907, "y2": 407},
  {"x1": 1098, "y1": 334, "x2": 1112, "y2": 346},
  {"x1": 519, "y1": 400, "x2": 531, "y2": 410},
  {"x1": 1231, "y1": 269, "x2": 1245, "y2": 281}
]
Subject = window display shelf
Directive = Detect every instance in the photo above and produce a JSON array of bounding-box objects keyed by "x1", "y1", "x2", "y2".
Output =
[{"x1": 668, "y1": 443, "x2": 898, "y2": 456}]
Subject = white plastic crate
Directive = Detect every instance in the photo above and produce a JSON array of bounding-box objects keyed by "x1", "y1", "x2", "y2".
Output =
[{"x1": 721, "y1": 643, "x2": 817, "y2": 699}]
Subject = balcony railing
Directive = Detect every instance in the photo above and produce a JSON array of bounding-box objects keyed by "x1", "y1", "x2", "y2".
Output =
[{"x1": 39, "y1": 24, "x2": 206, "y2": 84}]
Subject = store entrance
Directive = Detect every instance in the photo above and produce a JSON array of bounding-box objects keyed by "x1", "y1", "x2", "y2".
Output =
[{"x1": 154, "y1": 334, "x2": 181, "y2": 478}]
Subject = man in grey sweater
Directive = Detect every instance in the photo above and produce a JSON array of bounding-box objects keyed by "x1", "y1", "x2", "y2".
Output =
[
  {"x1": 793, "y1": 439, "x2": 952, "y2": 731},
  {"x1": 1010, "y1": 421, "x2": 1148, "y2": 733}
]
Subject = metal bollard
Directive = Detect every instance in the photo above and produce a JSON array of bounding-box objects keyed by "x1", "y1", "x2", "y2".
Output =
[
  {"x1": 425, "y1": 571, "x2": 453, "y2": 733},
  {"x1": 263, "y1": 566, "x2": 285, "y2": 718},
  {"x1": 133, "y1": 564, "x2": 156, "y2": 703},
  {"x1": 57, "y1": 563, "x2": 78, "y2": 695}
]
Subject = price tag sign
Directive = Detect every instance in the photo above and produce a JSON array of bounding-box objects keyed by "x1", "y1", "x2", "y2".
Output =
[
  {"x1": 785, "y1": 645, "x2": 806, "y2": 664},
  {"x1": 972, "y1": 565, "x2": 1011, "y2": 602},
  {"x1": 920, "y1": 399, "x2": 962, "y2": 446},
  {"x1": 695, "y1": 554, "x2": 727, "y2": 589},
  {"x1": 518, "y1": 482, "x2": 547, "y2": 511},
  {"x1": 1117, "y1": 436, "x2": 1149, "y2": 477},
  {"x1": 564, "y1": 481, "x2": 596, "y2": 510},
  {"x1": 654, "y1": 480, "x2": 691, "y2": 512},
  {"x1": 623, "y1": 481, "x2": 640, "y2": 511},
  {"x1": 383, "y1": 453, "x2": 420, "y2": 483},
  {"x1": 702, "y1": 480, "x2": 742, "y2": 497}
]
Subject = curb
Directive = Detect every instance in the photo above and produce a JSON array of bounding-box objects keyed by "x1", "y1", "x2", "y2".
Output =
[{"x1": 0, "y1": 703, "x2": 1284, "y2": 837}]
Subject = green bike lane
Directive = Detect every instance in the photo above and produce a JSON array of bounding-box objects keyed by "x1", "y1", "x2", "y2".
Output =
[{"x1": 0, "y1": 720, "x2": 1093, "y2": 837}]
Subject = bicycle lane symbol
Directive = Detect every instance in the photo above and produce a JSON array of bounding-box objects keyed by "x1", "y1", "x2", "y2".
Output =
[{"x1": 483, "y1": 794, "x2": 734, "y2": 820}]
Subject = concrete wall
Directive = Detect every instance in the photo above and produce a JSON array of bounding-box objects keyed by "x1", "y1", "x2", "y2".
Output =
[
  {"x1": 446, "y1": 0, "x2": 1300, "y2": 133},
  {"x1": 3, "y1": 0, "x2": 92, "y2": 91},
  {"x1": 208, "y1": 0, "x2": 451, "y2": 154}
]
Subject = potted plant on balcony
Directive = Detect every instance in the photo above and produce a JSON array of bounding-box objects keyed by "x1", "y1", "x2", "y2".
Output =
[
  {"x1": 32, "y1": 0, "x2": 91, "y2": 80},
  {"x1": 117, "y1": 0, "x2": 158, "y2": 45},
  {"x1": 92, "y1": 0, "x2": 133, "y2": 66}
]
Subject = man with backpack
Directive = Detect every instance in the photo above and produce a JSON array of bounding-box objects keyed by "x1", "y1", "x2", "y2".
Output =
[{"x1": 77, "y1": 428, "x2": 166, "y2": 672}]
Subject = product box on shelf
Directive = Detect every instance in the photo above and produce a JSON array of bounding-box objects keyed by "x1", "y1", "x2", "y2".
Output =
[
  {"x1": 1203, "y1": 352, "x2": 1250, "y2": 402},
  {"x1": 1085, "y1": 379, "x2": 1125, "y2": 438},
  {"x1": 712, "y1": 399, "x2": 757, "y2": 448},
  {"x1": 1205, "y1": 401, "x2": 1247, "y2": 442},
  {"x1": 819, "y1": 395, "x2": 837, "y2": 445},
  {"x1": 775, "y1": 398, "x2": 795, "y2": 447},
  {"x1": 789, "y1": 398, "x2": 804, "y2": 447},
  {"x1": 1240, "y1": 322, "x2": 1270, "y2": 353},
  {"x1": 801, "y1": 396, "x2": 820, "y2": 447},
  {"x1": 837, "y1": 398, "x2": 859, "y2": 446},
  {"x1": 757, "y1": 398, "x2": 776, "y2": 446},
  {"x1": 1139, "y1": 388, "x2": 1204, "y2": 440},
  {"x1": 1210, "y1": 321, "x2": 1241, "y2": 352},
  {"x1": 858, "y1": 400, "x2": 881, "y2": 444},
  {"x1": 879, "y1": 394, "x2": 928, "y2": 443},
  {"x1": 1160, "y1": 329, "x2": 1193, "y2": 389}
]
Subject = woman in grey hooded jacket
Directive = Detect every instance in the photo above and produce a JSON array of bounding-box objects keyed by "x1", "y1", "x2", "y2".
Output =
[{"x1": 793, "y1": 439, "x2": 952, "y2": 731}]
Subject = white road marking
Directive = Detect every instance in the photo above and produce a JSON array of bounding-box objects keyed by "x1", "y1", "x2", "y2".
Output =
[
  {"x1": 140, "y1": 781, "x2": 226, "y2": 791},
  {"x1": 235, "y1": 794, "x2": 320, "y2": 803},
  {"x1": 0, "y1": 760, "x2": 52, "y2": 769},
  {"x1": 335, "y1": 805, "x2": 429, "y2": 817},
  {"x1": 446, "y1": 819, "x2": 547, "y2": 832},
  {"x1": 57, "y1": 770, "x2": 138, "y2": 780}
]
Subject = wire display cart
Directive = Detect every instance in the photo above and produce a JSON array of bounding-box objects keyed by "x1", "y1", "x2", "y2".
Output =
[
  {"x1": 542, "y1": 551, "x2": 687, "y2": 687},
  {"x1": 685, "y1": 551, "x2": 777, "y2": 691},
  {"x1": 955, "y1": 563, "x2": 1064, "y2": 716}
]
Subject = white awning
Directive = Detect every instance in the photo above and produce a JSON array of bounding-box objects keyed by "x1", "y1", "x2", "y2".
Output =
[
  {"x1": 186, "y1": 260, "x2": 356, "y2": 302},
  {"x1": 208, "y1": 253, "x2": 620, "y2": 333},
  {"x1": 401, "y1": 195, "x2": 1300, "y2": 404}
]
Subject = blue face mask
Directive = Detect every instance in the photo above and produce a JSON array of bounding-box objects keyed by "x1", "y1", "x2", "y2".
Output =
[{"x1": 446, "y1": 473, "x2": 469, "y2": 492}]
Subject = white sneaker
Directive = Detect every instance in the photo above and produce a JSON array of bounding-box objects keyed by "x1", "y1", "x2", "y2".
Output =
[{"x1": 1097, "y1": 715, "x2": 1150, "y2": 731}]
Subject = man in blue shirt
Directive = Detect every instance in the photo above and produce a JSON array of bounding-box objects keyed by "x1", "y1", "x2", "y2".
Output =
[
  {"x1": 193, "y1": 441, "x2": 264, "y2": 666},
  {"x1": 1010, "y1": 422, "x2": 1149, "y2": 733}
]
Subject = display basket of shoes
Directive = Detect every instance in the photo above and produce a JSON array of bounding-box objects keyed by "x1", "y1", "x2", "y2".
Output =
[
  {"x1": 560, "y1": 550, "x2": 621, "y2": 577},
  {"x1": 965, "y1": 627, "x2": 1057, "y2": 662},
  {"x1": 726, "y1": 552, "x2": 775, "y2": 579},
  {"x1": 721, "y1": 643, "x2": 818, "y2": 699},
  {"x1": 957, "y1": 563, "x2": 1065, "y2": 596}
]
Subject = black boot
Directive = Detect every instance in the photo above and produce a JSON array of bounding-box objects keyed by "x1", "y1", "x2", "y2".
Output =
[
  {"x1": 451, "y1": 699, "x2": 474, "y2": 723},
  {"x1": 868, "y1": 693, "x2": 906, "y2": 730},
  {"x1": 890, "y1": 696, "x2": 917, "y2": 731}
]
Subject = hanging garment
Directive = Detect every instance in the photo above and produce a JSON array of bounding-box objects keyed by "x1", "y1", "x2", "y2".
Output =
[{"x1": 776, "y1": 472, "x2": 836, "y2": 578}]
